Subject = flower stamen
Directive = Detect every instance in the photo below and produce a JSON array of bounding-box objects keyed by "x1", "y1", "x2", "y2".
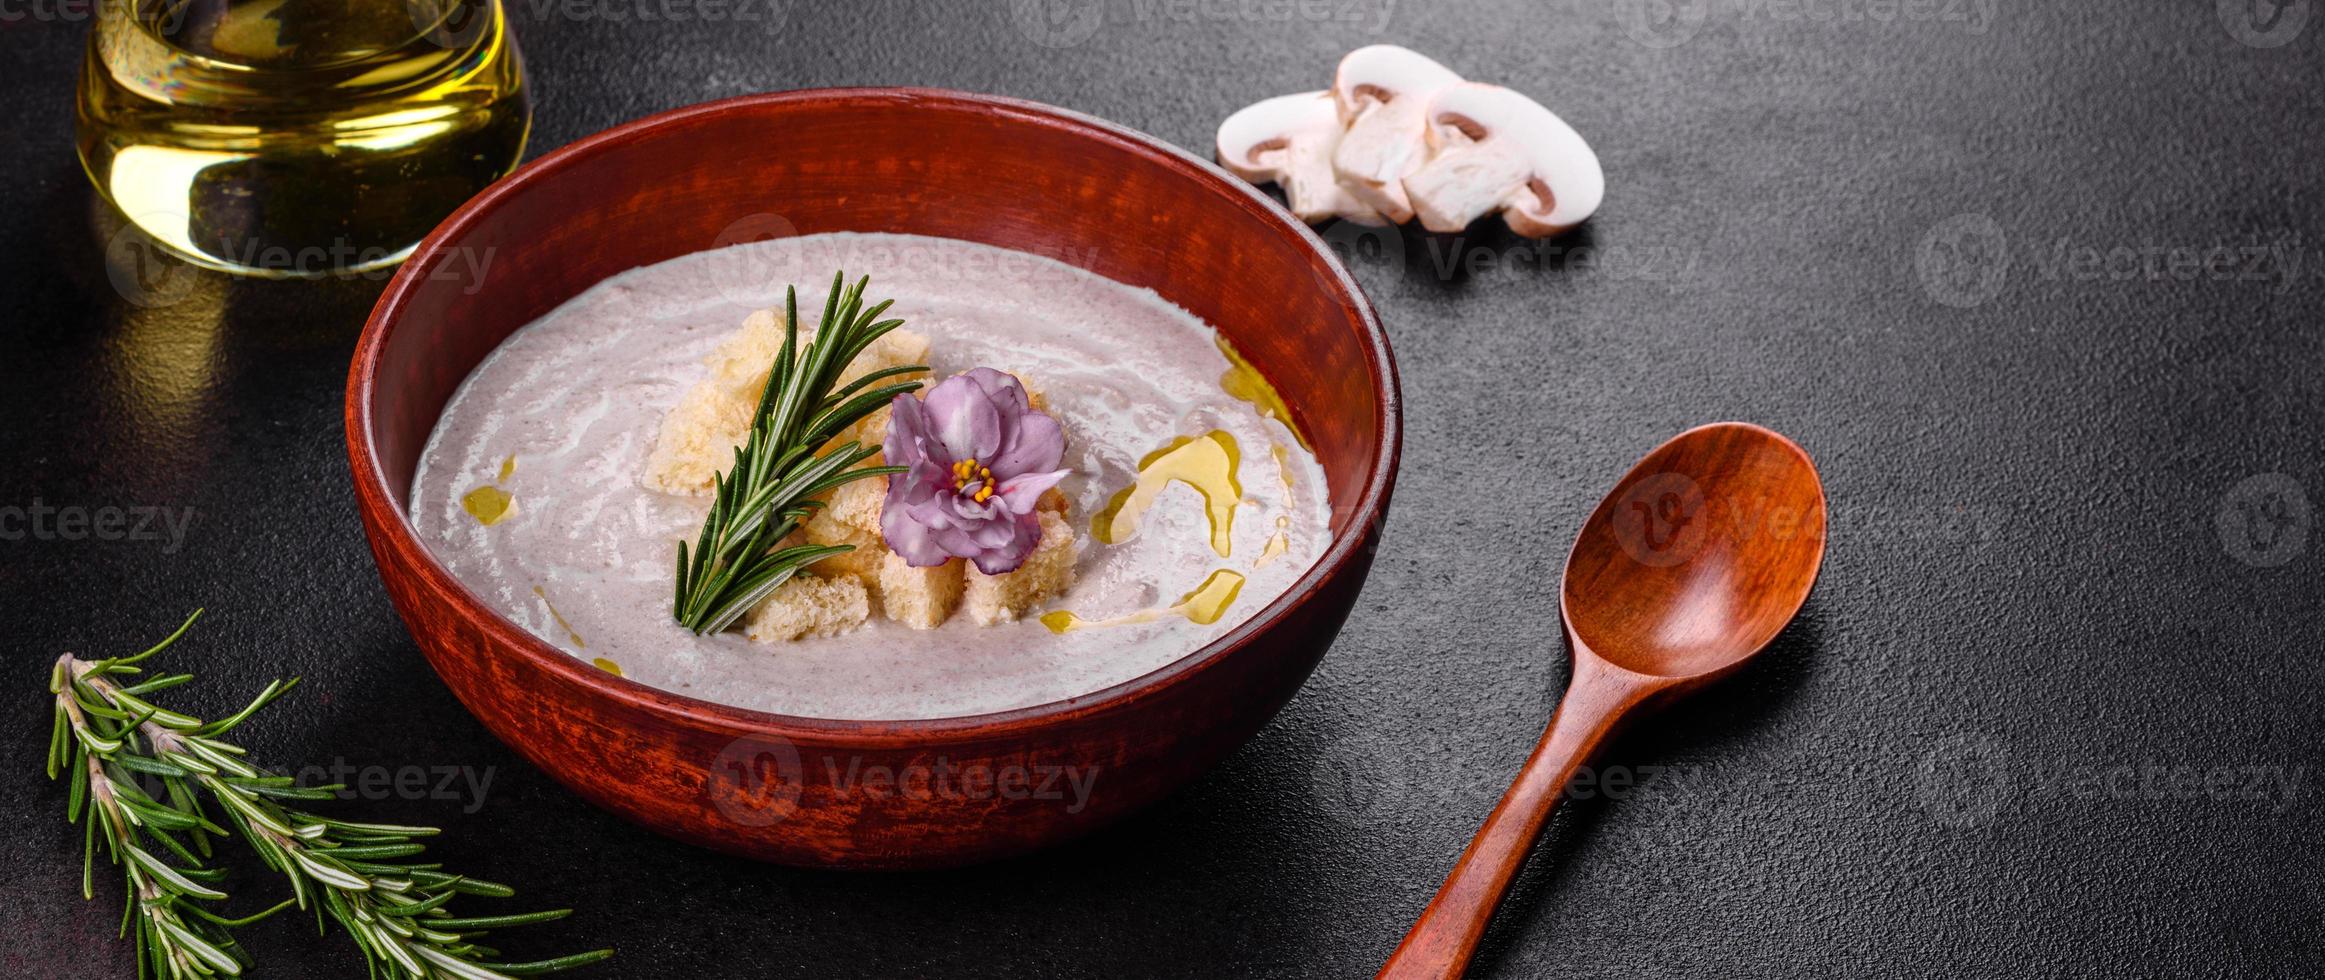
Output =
[{"x1": 951, "y1": 458, "x2": 996, "y2": 503}]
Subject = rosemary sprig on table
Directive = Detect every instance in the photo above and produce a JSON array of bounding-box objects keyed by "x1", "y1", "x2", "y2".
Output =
[
  {"x1": 48, "y1": 611, "x2": 612, "y2": 979},
  {"x1": 673, "y1": 271, "x2": 926, "y2": 633}
]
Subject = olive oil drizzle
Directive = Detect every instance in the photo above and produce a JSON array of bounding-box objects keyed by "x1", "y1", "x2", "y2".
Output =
[
  {"x1": 532, "y1": 585, "x2": 586, "y2": 649},
  {"x1": 461, "y1": 454, "x2": 518, "y2": 526},
  {"x1": 1092, "y1": 430, "x2": 1242, "y2": 557},
  {"x1": 1040, "y1": 569, "x2": 1248, "y2": 634},
  {"x1": 1216, "y1": 336, "x2": 1309, "y2": 450}
]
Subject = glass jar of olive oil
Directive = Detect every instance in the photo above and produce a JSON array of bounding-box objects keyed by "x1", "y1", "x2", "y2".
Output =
[{"x1": 76, "y1": 0, "x2": 529, "y2": 277}]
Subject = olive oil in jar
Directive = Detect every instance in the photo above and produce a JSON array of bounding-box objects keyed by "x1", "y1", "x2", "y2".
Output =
[{"x1": 76, "y1": 0, "x2": 529, "y2": 277}]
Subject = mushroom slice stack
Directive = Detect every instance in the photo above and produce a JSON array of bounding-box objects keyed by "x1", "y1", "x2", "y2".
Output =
[
  {"x1": 1404, "y1": 83, "x2": 1604, "y2": 237},
  {"x1": 1329, "y1": 45, "x2": 1464, "y2": 224},
  {"x1": 1214, "y1": 46, "x2": 1605, "y2": 239},
  {"x1": 1214, "y1": 90, "x2": 1389, "y2": 226}
]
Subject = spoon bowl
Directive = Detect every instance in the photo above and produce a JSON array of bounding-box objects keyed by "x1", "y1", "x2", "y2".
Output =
[
  {"x1": 1381, "y1": 422, "x2": 1825, "y2": 978},
  {"x1": 1563, "y1": 422, "x2": 1827, "y2": 679}
]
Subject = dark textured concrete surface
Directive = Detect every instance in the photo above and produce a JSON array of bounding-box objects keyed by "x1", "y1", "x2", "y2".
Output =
[{"x1": 4, "y1": 1, "x2": 2322, "y2": 976}]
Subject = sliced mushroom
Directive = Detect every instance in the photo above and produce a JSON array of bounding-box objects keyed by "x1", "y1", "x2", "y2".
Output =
[
  {"x1": 1401, "y1": 82, "x2": 1605, "y2": 238},
  {"x1": 1329, "y1": 45, "x2": 1464, "y2": 224},
  {"x1": 1216, "y1": 90, "x2": 1389, "y2": 226}
]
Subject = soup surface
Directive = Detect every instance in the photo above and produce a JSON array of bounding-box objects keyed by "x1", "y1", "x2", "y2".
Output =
[{"x1": 410, "y1": 233, "x2": 1333, "y2": 719}]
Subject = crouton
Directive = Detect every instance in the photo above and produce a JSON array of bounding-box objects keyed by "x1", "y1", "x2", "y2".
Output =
[
  {"x1": 800, "y1": 513, "x2": 885, "y2": 600},
  {"x1": 878, "y1": 552, "x2": 964, "y2": 629},
  {"x1": 641, "y1": 305, "x2": 929, "y2": 495},
  {"x1": 963, "y1": 510, "x2": 1077, "y2": 626},
  {"x1": 743, "y1": 573, "x2": 870, "y2": 642},
  {"x1": 819, "y1": 471, "x2": 889, "y2": 535}
]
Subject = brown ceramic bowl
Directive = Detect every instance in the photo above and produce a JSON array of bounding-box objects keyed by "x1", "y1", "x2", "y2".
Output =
[{"x1": 346, "y1": 88, "x2": 1400, "y2": 869}]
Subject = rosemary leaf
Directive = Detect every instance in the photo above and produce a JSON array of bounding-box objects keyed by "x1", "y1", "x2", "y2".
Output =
[
  {"x1": 671, "y1": 271, "x2": 927, "y2": 633},
  {"x1": 47, "y1": 616, "x2": 612, "y2": 979}
]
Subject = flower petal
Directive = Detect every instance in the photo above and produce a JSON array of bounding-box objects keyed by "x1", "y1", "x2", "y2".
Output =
[
  {"x1": 923, "y1": 375, "x2": 1003, "y2": 461},
  {"x1": 882, "y1": 392, "x2": 944, "y2": 468},
  {"x1": 880, "y1": 498, "x2": 954, "y2": 567},
  {"x1": 995, "y1": 469, "x2": 1068, "y2": 514},
  {"x1": 957, "y1": 367, "x2": 1032, "y2": 413},
  {"x1": 967, "y1": 513, "x2": 1043, "y2": 575},
  {"x1": 988, "y1": 411, "x2": 1064, "y2": 478}
]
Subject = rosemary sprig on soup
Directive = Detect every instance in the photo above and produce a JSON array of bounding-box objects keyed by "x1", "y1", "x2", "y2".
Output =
[
  {"x1": 671, "y1": 273, "x2": 924, "y2": 634},
  {"x1": 409, "y1": 234, "x2": 1334, "y2": 720}
]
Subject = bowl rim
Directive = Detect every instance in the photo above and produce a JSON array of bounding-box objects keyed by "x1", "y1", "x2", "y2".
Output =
[{"x1": 346, "y1": 86, "x2": 1402, "y2": 741}]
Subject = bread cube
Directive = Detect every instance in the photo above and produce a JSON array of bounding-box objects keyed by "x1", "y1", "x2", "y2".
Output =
[
  {"x1": 641, "y1": 304, "x2": 928, "y2": 494},
  {"x1": 878, "y1": 552, "x2": 964, "y2": 629},
  {"x1": 743, "y1": 573, "x2": 870, "y2": 642},
  {"x1": 963, "y1": 510, "x2": 1077, "y2": 626},
  {"x1": 639, "y1": 384, "x2": 752, "y2": 496},
  {"x1": 820, "y1": 471, "x2": 889, "y2": 535},
  {"x1": 800, "y1": 514, "x2": 885, "y2": 600}
]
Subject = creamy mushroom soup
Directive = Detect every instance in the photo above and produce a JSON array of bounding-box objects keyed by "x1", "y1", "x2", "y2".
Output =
[{"x1": 409, "y1": 233, "x2": 1333, "y2": 720}]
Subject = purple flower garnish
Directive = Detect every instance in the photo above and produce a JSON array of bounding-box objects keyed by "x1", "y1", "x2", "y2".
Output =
[{"x1": 880, "y1": 368, "x2": 1070, "y2": 574}]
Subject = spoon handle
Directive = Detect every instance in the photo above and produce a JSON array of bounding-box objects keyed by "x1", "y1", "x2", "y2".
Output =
[{"x1": 1378, "y1": 654, "x2": 1663, "y2": 979}]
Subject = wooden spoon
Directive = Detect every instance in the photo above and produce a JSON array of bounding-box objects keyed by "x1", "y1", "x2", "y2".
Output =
[{"x1": 1379, "y1": 422, "x2": 1827, "y2": 978}]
